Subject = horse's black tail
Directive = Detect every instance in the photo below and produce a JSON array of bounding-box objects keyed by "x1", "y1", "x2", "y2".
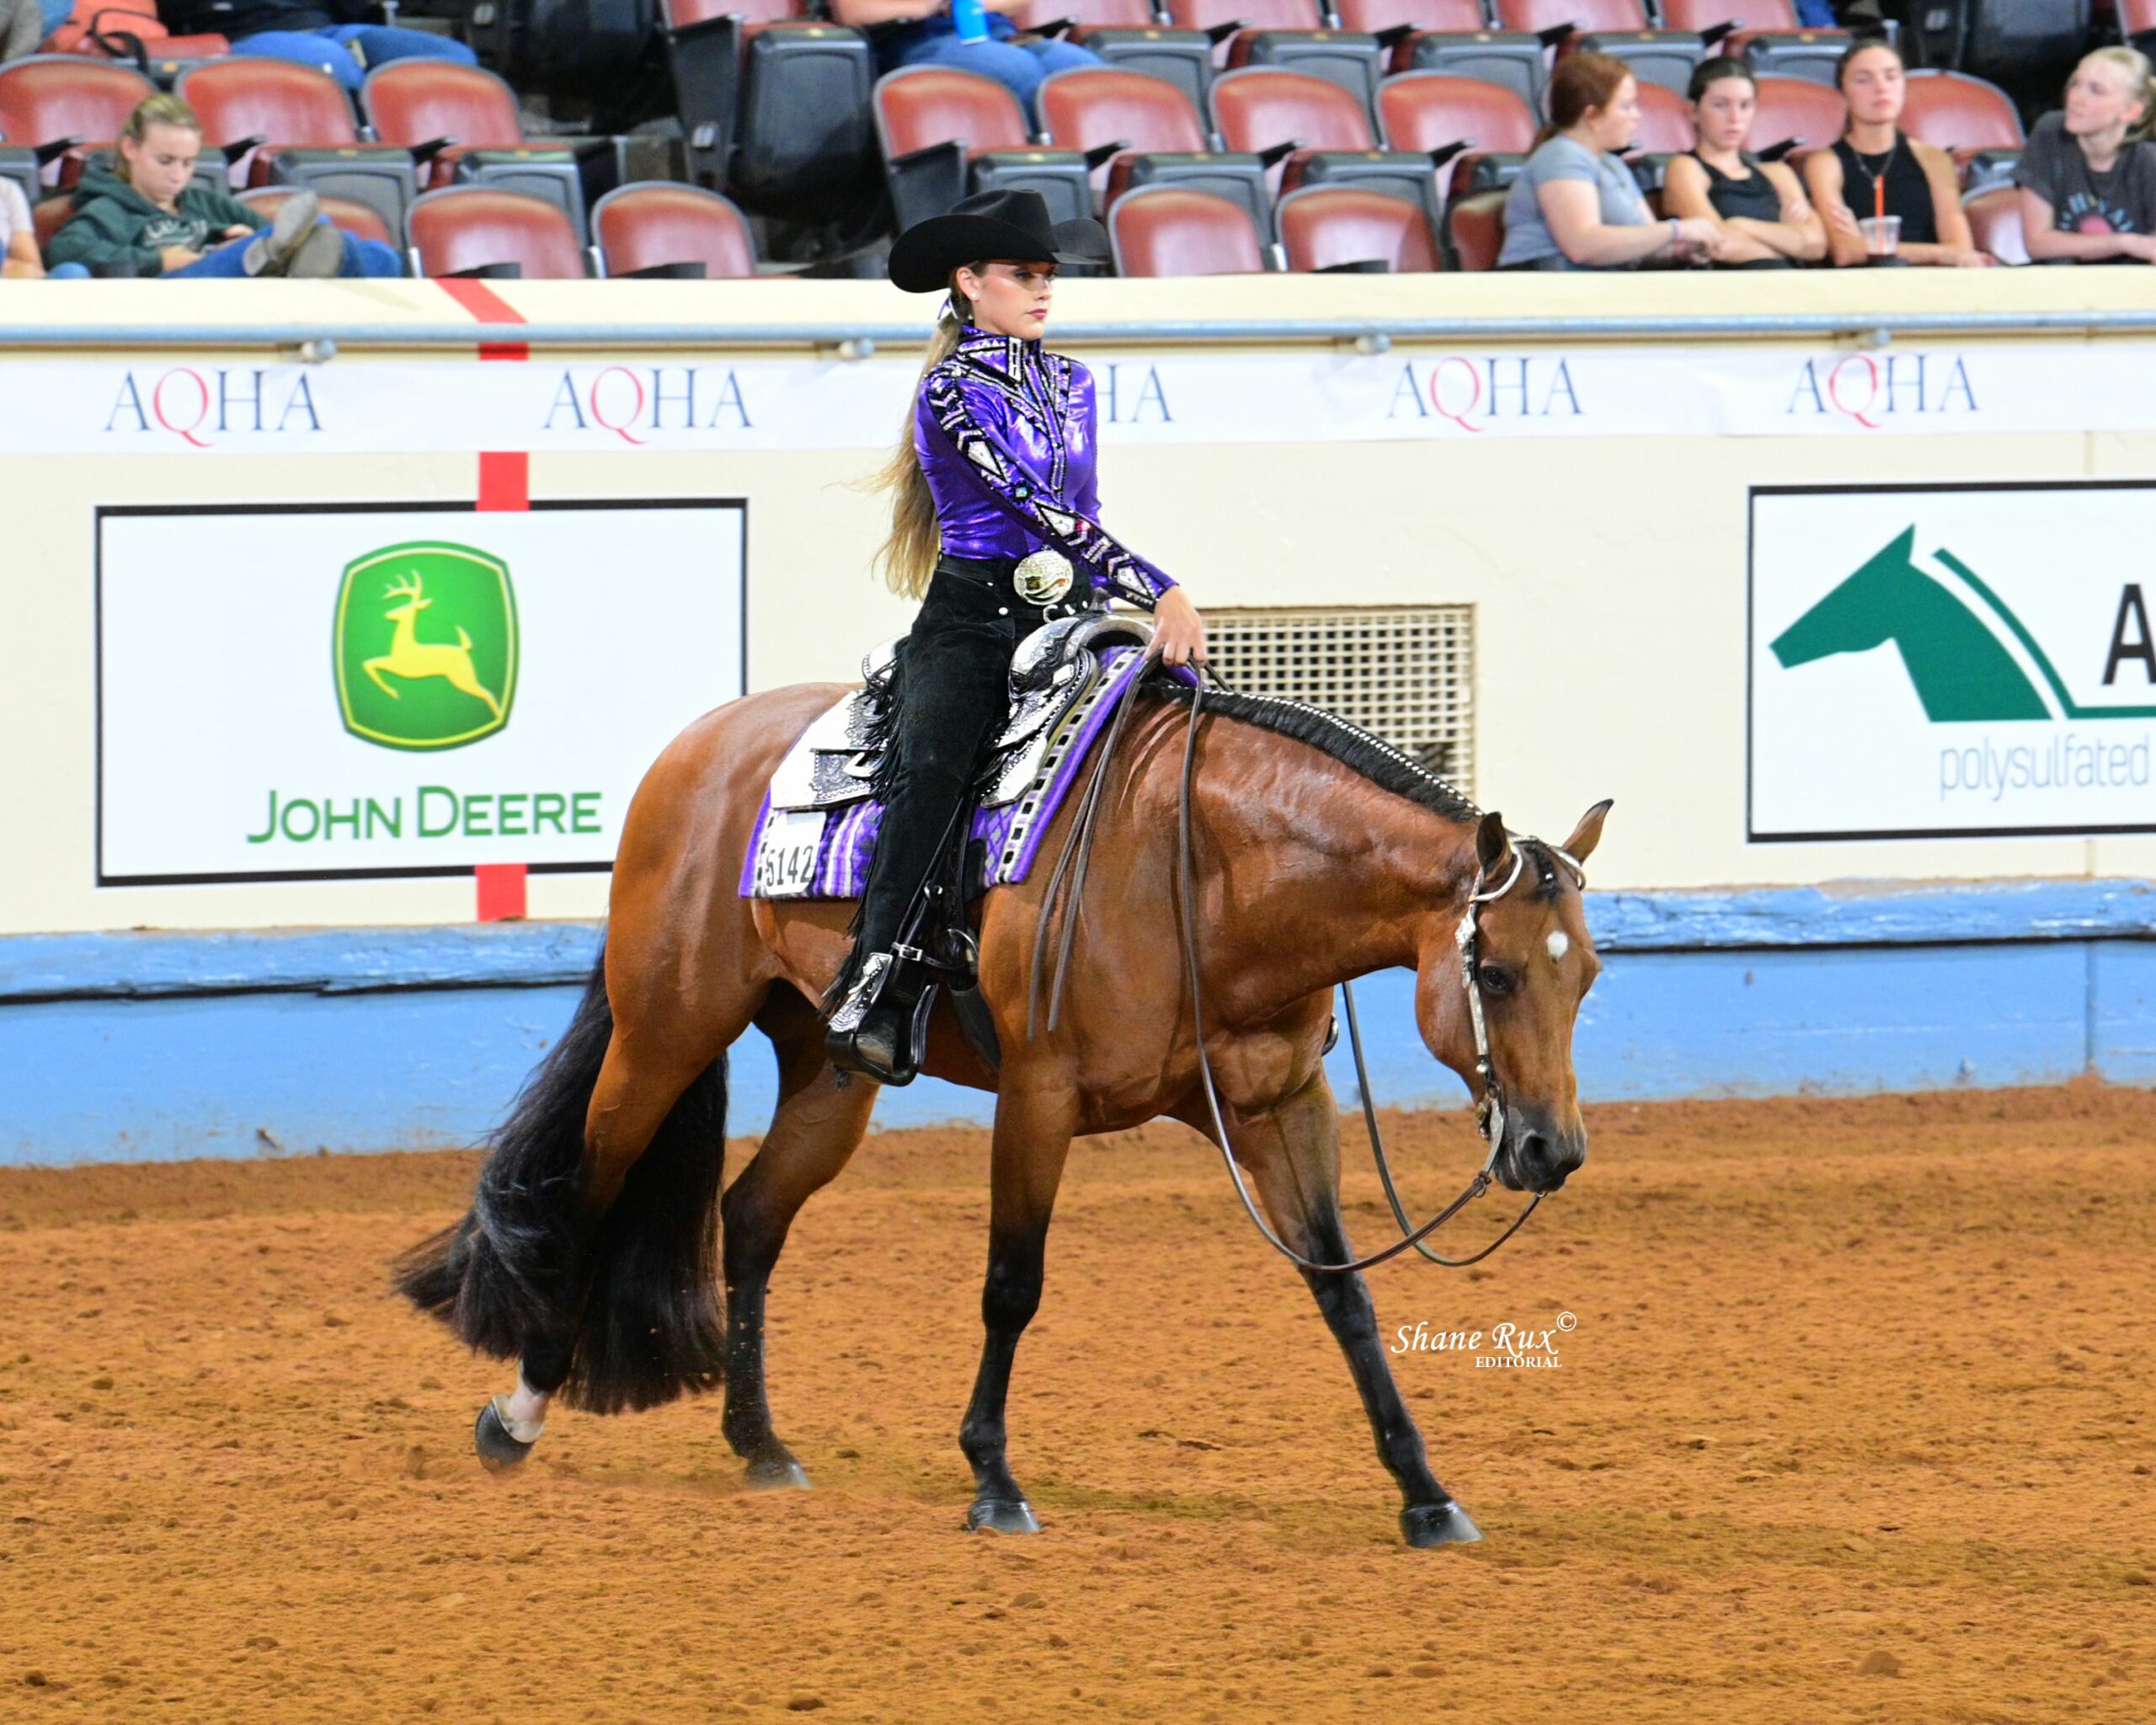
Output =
[{"x1": 393, "y1": 945, "x2": 729, "y2": 1414}]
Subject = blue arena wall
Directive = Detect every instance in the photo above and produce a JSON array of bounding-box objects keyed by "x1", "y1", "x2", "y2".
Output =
[{"x1": 3, "y1": 879, "x2": 2152, "y2": 1167}]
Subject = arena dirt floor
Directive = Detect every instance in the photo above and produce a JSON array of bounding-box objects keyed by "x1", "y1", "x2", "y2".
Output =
[{"x1": 1, "y1": 1082, "x2": 2150, "y2": 1723}]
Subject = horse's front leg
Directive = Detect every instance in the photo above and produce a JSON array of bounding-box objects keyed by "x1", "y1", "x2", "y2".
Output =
[
  {"x1": 1228, "y1": 1071, "x2": 1482, "y2": 1549},
  {"x1": 957, "y1": 1076, "x2": 1075, "y2": 1534}
]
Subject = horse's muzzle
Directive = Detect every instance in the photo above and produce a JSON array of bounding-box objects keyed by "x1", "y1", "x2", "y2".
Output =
[{"x1": 1499, "y1": 1109, "x2": 1588, "y2": 1194}]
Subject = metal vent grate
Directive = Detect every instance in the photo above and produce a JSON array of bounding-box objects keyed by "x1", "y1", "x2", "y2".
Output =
[{"x1": 1197, "y1": 605, "x2": 1475, "y2": 797}]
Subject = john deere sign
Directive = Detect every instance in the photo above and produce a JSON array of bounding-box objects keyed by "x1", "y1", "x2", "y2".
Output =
[
  {"x1": 1750, "y1": 483, "x2": 2156, "y2": 841},
  {"x1": 96, "y1": 500, "x2": 744, "y2": 884},
  {"x1": 334, "y1": 542, "x2": 519, "y2": 750}
]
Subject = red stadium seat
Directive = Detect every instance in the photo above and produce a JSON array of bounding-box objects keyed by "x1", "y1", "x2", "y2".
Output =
[
  {"x1": 1962, "y1": 184, "x2": 2025, "y2": 265},
  {"x1": 1167, "y1": 0, "x2": 1327, "y2": 64},
  {"x1": 238, "y1": 185, "x2": 396, "y2": 247},
  {"x1": 1660, "y1": 0, "x2": 1848, "y2": 83},
  {"x1": 362, "y1": 61, "x2": 525, "y2": 188},
  {"x1": 1277, "y1": 183, "x2": 1442, "y2": 269},
  {"x1": 1901, "y1": 68, "x2": 2023, "y2": 190},
  {"x1": 873, "y1": 65, "x2": 1091, "y2": 231},
  {"x1": 177, "y1": 58, "x2": 419, "y2": 237},
  {"x1": 1748, "y1": 72, "x2": 1845, "y2": 163},
  {"x1": 1108, "y1": 184, "x2": 1267, "y2": 273},
  {"x1": 1376, "y1": 71, "x2": 1535, "y2": 203},
  {"x1": 45, "y1": 0, "x2": 228, "y2": 66},
  {"x1": 1446, "y1": 184, "x2": 1505, "y2": 267},
  {"x1": 592, "y1": 181, "x2": 757, "y2": 278},
  {"x1": 1210, "y1": 64, "x2": 1373, "y2": 189},
  {"x1": 1335, "y1": 0, "x2": 1485, "y2": 34},
  {"x1": 363, "y1": 60, "x2": 595, "y2": 242},
  {"x1": 1037, "y1": 65, "x2": 1202, "y2": 195},
  {"x1": 1012, "y1": 0, "x2": 1159, "y2": 27},
  {"x1": 2124, "y1": 0, "x2": 2156, "y2": 35},
  {"x1": 1009, "y1": 0, "x2": 1218, "y2": 119},
  {"x1": 0, "y1": 55, "x2": 152, "y2": 188},
  {"x1": 1493, "y1": 0, "x2": 1707, "y2": 99},
  {"x1": 406, "y1": 186, "x2": 589, "y2": 279},
  {"x1": 1629, "y1": 79, "x2": 1694, "y2": 154}
]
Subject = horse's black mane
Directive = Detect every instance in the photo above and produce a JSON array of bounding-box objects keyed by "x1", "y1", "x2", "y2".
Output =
[{"x1": 1147, "y1": 679, "x2": 1481, "y2": 825}]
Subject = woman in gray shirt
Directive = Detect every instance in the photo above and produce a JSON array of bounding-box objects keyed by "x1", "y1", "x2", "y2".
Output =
[{"x1": 1497, "y1": 52, "x2": 1722, "y2": 270}]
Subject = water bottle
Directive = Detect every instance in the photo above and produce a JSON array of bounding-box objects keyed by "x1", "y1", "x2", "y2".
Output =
[{"x1": 951, "y1": 0, "x2": 989, "y2": 44}]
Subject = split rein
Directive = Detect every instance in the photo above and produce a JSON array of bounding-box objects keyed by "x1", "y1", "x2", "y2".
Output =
[{"x1": 1027, "y1": 650, "x2": 1582, "y2": 1277}]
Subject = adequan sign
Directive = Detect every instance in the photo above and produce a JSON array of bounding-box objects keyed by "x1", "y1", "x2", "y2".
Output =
[
  {"x1": 1749, "y1": 483, "x2": 2156, "y2": 841},
  {"x1": 95, "y1": 499, "x2": 745, "y2": 885}
]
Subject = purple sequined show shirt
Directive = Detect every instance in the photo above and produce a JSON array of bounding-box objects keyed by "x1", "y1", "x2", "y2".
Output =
[{"x1": 915, "y1": 324, "x2": 1176, "y2": 608}]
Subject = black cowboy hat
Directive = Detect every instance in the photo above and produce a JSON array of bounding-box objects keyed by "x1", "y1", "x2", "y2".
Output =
[{"x1": 887, "y1": 189, "x2": 1109, "y2": 294}]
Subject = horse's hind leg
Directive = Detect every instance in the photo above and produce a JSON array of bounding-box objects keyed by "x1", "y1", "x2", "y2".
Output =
[
  {"x1": 1228, "y1": 1072, "x2": 1481, "y2": 1550},
  {"x1": 957, "y1": 1081, "x2": 1075, "y2": 1535},
  {"x1": 717, "y1": 988, "x2": 879, "y2": 1489}
]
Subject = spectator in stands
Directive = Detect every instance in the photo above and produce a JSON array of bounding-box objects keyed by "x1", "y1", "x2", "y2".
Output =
[
  {"x1": 830, "y1": 0, "x2": 1102, "y2": 123},
  {"x1": 4, "y1": 173, "x2": 69, "y2": 275},
  {"x1": 157, "y1": 0, "x2": 479, "y2": 94},
  {"x1": 1804, "y1": 38, "x2": 1988, "y2": 266},
  {"x1": 2017, "y1": 47, "x2": 2156, "y2": 264},
  {"x1": 1662, "y1": 57, "x2": 1824, "y2": 267},
  {"x1": 45, "y1": 94, "x2": 402, "y2": 276},
  {"x1": 1497, "y1": 52, "x2": 1722, "y2": 270}
]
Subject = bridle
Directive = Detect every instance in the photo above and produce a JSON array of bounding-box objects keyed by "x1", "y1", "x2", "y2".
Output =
[{"x1": 1170, "y1": 673, "x2": 1588, "y2": 1276}]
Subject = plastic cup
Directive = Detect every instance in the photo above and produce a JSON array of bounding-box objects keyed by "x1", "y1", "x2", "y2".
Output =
[{"x1": 1859, "y1": 215, "x2": 1902, "y2": 257}]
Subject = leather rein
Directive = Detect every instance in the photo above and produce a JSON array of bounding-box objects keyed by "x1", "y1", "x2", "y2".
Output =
[{"x1": 1027, "y1": 654, "x2": 1584, "y2": 1276}]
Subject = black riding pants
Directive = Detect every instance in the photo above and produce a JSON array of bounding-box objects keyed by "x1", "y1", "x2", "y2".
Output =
[{"x1": 853, "y1": 566, "x2": 1060, "y2": 956}]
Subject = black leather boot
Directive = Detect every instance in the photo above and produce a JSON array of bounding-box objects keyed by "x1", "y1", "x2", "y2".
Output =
[{"x1": 824, "y1": 948, "x2": 937, "y2": 1086}]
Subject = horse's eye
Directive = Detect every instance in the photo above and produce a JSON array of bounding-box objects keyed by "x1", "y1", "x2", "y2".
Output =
[{"x1": 1477, "y1": 964, "x2": 1515, "y2": 996}]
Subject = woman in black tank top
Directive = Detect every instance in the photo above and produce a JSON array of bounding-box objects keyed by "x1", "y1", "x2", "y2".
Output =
[
  {"x1": 1802, "y1": 39, "x2": 1991, "y2": 266},
  {"x1": 1663, "y1": 56, "x2": 1827, "y2": 267}
]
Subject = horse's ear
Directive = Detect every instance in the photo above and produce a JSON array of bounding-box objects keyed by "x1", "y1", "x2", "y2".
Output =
[
  {"x1": 1475, "y1": 810, "x2": 1513, "y2": 881},
  {"x1": 1562, "y1": 798, "x2": 1614, "y2": 865}
]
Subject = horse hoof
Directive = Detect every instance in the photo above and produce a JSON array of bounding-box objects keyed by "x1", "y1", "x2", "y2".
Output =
[
  {"x1": 967, "y1": 1498, "x2": 1041, "y2": 1535},
  {"x1": 473, "y1": 1401, "x2": 535, "y2": 1473},
  {"x1": 1401, "y1": 1500, "x2": 1482, "y2": 1547},
  {"x1": 744, "y1": 1457, "x2": 813, "y2": 1492}
]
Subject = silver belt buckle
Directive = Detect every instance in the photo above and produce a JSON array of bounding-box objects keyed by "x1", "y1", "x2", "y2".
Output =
[{"x1": 1012, "y1": 547, "x2": 1075, "y2": 606}]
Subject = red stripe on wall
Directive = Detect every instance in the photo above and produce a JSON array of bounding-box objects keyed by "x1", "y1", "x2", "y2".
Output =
[{"x1": 443, "y1": 280, "x2": 536, "y2": 920}]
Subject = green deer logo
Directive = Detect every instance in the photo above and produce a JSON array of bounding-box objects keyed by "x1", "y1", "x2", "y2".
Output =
[{"x1": 334, "y1": 542, "x2": 518, "y2": 750}]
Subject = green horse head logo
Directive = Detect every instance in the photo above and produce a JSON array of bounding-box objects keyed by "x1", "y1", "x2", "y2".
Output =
[
  {"x1": 1770, "y1": 526, "x2": 2048, "y2": 723},
  {"x1": 334, "y1": 542, "x2": 518, "y2": 750}
]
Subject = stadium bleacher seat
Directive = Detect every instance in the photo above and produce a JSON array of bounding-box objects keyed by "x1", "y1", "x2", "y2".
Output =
[
  {"x1": 1492, "y1": 0, "x2": 1706, "y2": 99},
  {"x1": 1211, "y1": 66, "x2": 1442, "y2": 236},
  {"x1": 2124, "y1": 0, "x2": 2156, "y2": 44},
  {"x1": 1900, "y1": 69, "x2": 2024, "y2": 194},
  {"x1": 1036, "y1": 65, "x2": 1273, "y2": 236},
  {"x1": 1013, "y1": 0, "x2": 1218, "y2": 118},
  {"x1": 1625, "y1": 77, "x2": 1694, "y2": 193},
  {"x1": 176, "y1": 59, "x2": 419, "y2": 237},
  {"x1": 46, "y1": 0, "x2": 228, "y2": 81},
  {"x1": 662, "y1": 0, "x2": 878, "y2": 221},
  {"x1": 1375, "y1": 70, "x2": 1535, "y2": 207},
  {"x1": 872, "y1": 64, "x2": 1091, "y2": 233},
  {"x1": 1659, "y1": 0, "x2": 1848, "y2": 87},
  {"x1": 0, "y1": 56, "x2": 154, "y2": 188},
  {"x1": 1163, "y1": 0, "x2": 1386, "y2": 124},
  {"x1": 591, "y1": 180, "x2": 757, "y2": 277},
  {"x1": 1338, "y1": 1, "x2": 1547, "y2": 112},
  {"x1": 1108, "y1": 183, "x2": 1268, "y2": 273},
  {"x1": 1445, "y1": 182, "x2": 1505, "y2": 267},
  {"x1": 406, "y1": 185, "x2": 589, "y2": 279},
  {"x1": 1963, "y1": 183, "x2": 2027, "y2": 265},
  {"x1": 1277, "y1": 181, "x2": 1441, "y2": 268},
  {"x1": 238, "y1": 184, "x2": 398, "y2": 247},
  {"x1": 1748, "y1": 72, "x2": 1845, "y2": 164},
  {"x1": 363, "y1": 61, "x2": 600, "y2": 246}
]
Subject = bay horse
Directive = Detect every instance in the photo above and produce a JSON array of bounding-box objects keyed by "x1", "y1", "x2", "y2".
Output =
[{"x1": 398, "y1": 671, "x2": 1611, "y2": 1548}]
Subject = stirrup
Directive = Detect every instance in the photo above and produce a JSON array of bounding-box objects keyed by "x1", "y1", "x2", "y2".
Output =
[{"x1": 825, "y1": 950, "x2": 937, "y2": 1086}]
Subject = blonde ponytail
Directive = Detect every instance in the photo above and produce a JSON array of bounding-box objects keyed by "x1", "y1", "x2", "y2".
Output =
[
  {"x1": 2082, "y1": 45, "x2": 2156, "y2": 144},
  {"x1": 864, "y1": 274, "x2": 979, "y2": 601}
]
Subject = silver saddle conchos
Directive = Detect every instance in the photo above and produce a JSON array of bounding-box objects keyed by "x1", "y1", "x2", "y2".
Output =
[{"x1": 766, "y1": 610, "x2": 1154, "y2": 814}]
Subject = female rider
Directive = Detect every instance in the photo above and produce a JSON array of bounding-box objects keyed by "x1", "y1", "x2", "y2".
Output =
[{"x1": 825, "y1": 188, "x2": 1209, "y2": 1084}]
